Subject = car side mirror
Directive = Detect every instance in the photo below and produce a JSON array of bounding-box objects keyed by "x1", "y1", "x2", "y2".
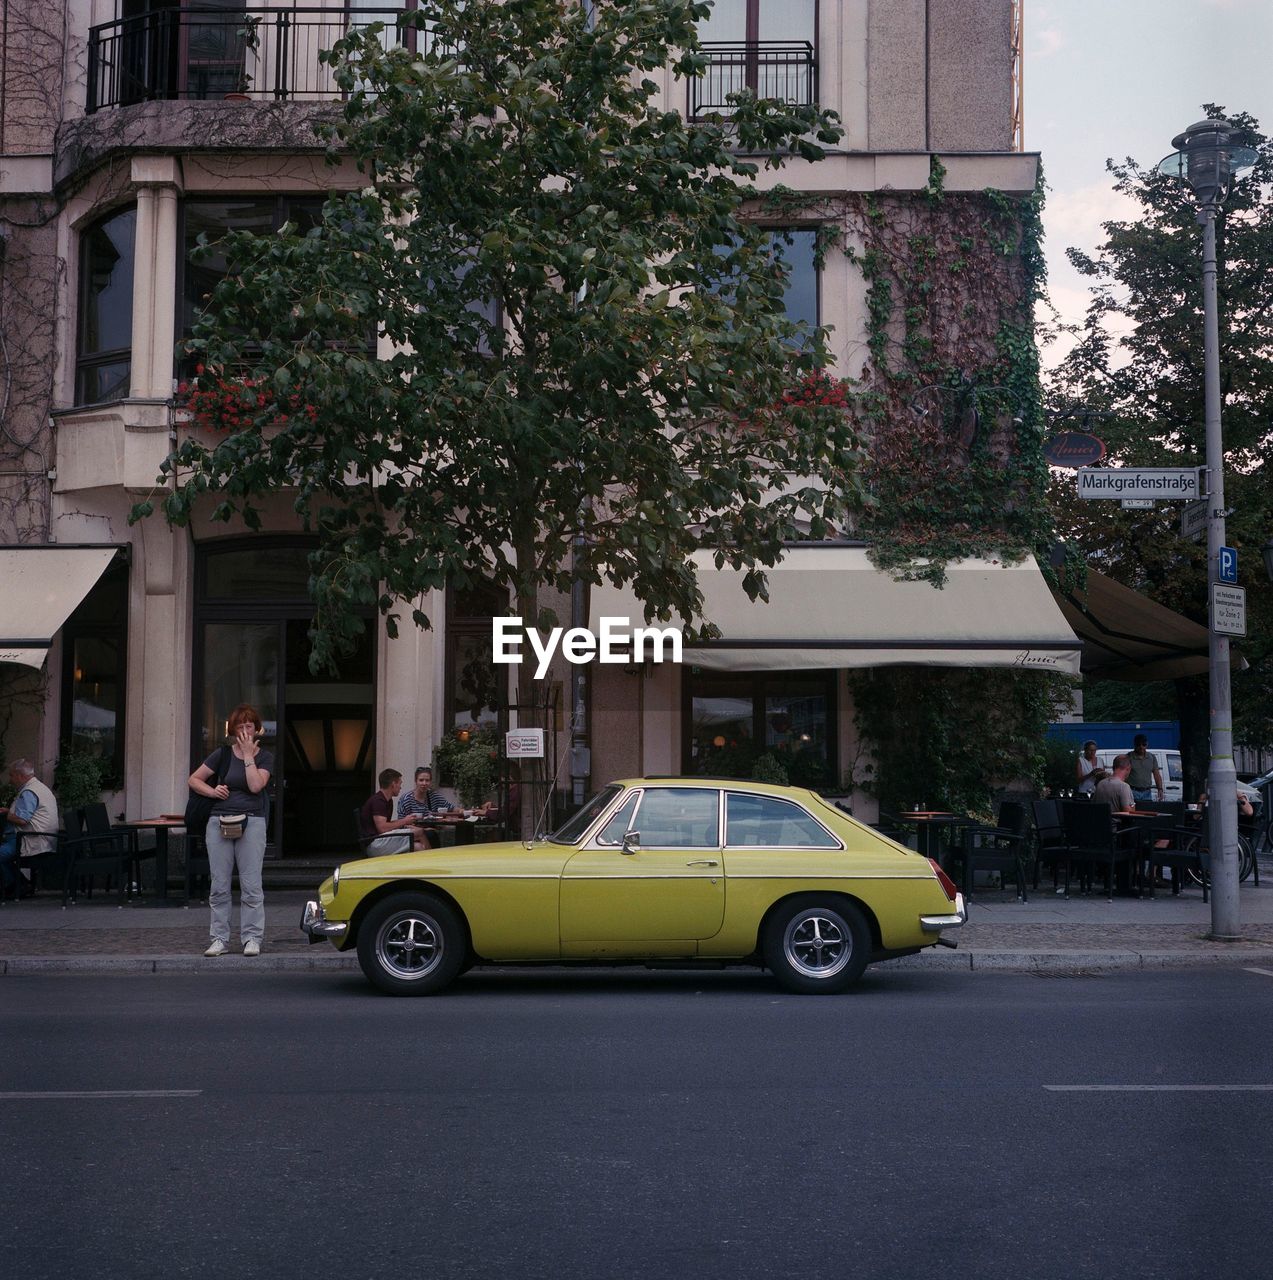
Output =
[{"x1": 621, "y1": 830, "x2": 641, "y2": 855}]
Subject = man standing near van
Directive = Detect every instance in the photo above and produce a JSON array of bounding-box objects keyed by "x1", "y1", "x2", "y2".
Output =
[{"x1": 1127, "y1": 735, "x2": 1164, "y2": 805}]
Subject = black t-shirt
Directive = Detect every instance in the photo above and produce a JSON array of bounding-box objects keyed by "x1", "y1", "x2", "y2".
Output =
[
  {"x1": 203, "y1": 747, "x2": 274, "y2": 817},
  {"x1": 360, "y1": 791, "x2": 394, "y2": 839}
]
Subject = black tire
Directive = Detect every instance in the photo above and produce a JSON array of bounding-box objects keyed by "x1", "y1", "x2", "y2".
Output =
[
  {"x1": 1186, "y1": 834, "x2": 1254, "y2": 886},
  {"x1": 356, "y1": 892, "x2": 467, "y2": 996},
  {"x1": 762, "y1": 896, "x2": 871, "y2": 994}
]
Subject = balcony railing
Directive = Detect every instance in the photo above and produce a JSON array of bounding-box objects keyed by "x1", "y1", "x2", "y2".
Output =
[
  {"x1": 689, "y1": 41, "x2": 817, "y2": 120},
  {"x1": 86, "y1": 5, "x2": 411, "y2": 113}
]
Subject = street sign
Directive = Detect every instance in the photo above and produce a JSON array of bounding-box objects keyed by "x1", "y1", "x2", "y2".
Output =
[
  {"x1": 1120, "y1": 498, "x2": 1155, "y2": 510},
  {"x1": 1076, "y1": 467, "x2": 1203, "y2": 501},
  {"x1": 1181, "y1": 500, "x2": 1208, "y2": 542},
  {"x1": 505, "y1": 729, "x2": 545, "y2": 759},
  {"x1": 1211, "y1": 584, "x2": 1246, "y2": 637},
  {"x1": 1219, "y1": 547, "x2": 1237, "y2": 583}
]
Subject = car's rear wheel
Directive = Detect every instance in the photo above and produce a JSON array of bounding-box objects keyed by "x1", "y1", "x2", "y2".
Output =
[
  {"x1": 357, "y1": 892, "x2": 467, "y2": 996},
  {"x1": 763, "y1": 896, "x2": 870, "y2": 994}
]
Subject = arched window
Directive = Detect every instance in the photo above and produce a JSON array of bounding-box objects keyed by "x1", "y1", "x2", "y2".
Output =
[{"x1": 76, "y1": 207, "x2": 136, "y2": 405}]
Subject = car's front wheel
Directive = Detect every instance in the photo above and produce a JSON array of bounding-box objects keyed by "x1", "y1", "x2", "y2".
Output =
[
  {"x1": 357, "y1": 892, "x2": 467, "y2": 996},
  {"x1": 762, "y1": 896, "x2": 870, "y2": 994}
]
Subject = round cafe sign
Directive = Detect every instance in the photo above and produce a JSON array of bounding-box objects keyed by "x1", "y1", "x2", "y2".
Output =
[{"x1": 1043, "y1": 431, "x2": 1107, "y2": 468}]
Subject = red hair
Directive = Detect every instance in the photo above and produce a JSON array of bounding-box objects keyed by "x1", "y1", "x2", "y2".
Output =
[{"x1": 227, "y1": 704, "x2": 263, "y2": 736}]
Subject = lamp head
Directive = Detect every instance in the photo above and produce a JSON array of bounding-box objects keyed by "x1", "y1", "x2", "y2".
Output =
[{"x1": 1158, "y1": 118, "x2": 1258, "y2": 207}]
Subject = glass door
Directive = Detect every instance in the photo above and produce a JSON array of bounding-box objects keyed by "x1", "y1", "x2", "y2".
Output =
[{"x1": 194, "y1": 541, "x2": 377, "y2": 856}]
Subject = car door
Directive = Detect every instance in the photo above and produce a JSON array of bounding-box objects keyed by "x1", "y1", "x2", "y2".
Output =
[{"x1": 560, "y1": 787, "x2": 725, "y2": 950}]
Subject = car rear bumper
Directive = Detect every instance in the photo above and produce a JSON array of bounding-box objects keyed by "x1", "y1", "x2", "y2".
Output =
[
  {"x1": 920, "y1": 892, "x2": 967, "y2": 933},
  {"x1": 301, "y1": 899, "x2": 348, "y2": 944}
]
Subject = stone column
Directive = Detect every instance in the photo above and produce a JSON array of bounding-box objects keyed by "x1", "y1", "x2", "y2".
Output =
[{"x1": 128, "y1": 155, "x2": 184, "y2": 400}]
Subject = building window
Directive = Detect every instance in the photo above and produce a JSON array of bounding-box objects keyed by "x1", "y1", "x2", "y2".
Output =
[
  {"x1": 691, "y1": 0, "x2": 818, "y2": 119},
  {"x1": 713, "y1": 227, "x2": 820, "y2": 334},
  {"x1": 76, "y1": 207, "x2": 137, "y2": 405},
  {"x1": 61, "y1": 557, "x2": 129, "y2": 783},
  {"x1": 684, "y1": 668, "x2": 836, "y2": 789},
  {"x1": 446, "y1": 582, "x2": 507, "y2": 731},
  {"x1": 179, "y1": 196, "x2": 325, "y2": 374}
]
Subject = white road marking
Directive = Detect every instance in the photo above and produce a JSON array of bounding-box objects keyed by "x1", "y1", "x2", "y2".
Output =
[
  {"x1": 0, "y1": 1090, "x2": 203, "y2": 1100},
  {"x1": 1045, "y1": 1085, "x2": 1273, "y2": 1093},
  {"x1": 1242, "y1": 967, "x2": 1273, "y2": 979}
]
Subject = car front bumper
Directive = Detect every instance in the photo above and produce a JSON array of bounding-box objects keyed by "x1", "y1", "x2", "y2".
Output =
[
  {"x1": 301, "y1": 899, "x2": 348, "y2": 945},
  {"x1": 920, "y1": 892, "x2": 967, "y2": 934}
]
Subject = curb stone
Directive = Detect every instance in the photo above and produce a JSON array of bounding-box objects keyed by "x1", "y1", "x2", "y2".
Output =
[{"x1": 1, "y1": 950, "x2": 1264, "y2": 976}]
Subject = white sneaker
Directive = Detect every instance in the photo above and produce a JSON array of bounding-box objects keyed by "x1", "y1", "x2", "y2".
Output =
[
  {"x1": 204, "y1": 939, "x2": 228, "y2": 957},
  {"x1": 243, "y1": 939, "x2": 261, "y2": 957}
]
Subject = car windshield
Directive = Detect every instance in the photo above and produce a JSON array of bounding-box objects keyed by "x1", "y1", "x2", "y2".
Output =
[{"x1": 548, "y1": 785, "x2": 623, "y2": 845}]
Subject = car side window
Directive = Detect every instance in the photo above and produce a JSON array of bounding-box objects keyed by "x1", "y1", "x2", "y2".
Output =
[
  {"x1": 595, "y1": 793, "x2": 640, "y2": 846},
  {"x1": 725, "y1": 793, "x2": 840, "y2": 848},
  {"x1": 631, "y1": 788, "x2": 720, "y2": 848}
]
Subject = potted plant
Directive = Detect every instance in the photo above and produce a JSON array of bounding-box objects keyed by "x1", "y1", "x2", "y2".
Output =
[
  {"x1": 53, "y1": 748, "x2": 108, "y2": 814},
  {"x1": 454, "y1": 749, "x2": 495, "y2": 811}
]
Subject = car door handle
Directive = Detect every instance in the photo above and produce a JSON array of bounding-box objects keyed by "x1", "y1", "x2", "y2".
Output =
[{"x1": 686, "y1": 859, "x2": 719, "y2": 868}]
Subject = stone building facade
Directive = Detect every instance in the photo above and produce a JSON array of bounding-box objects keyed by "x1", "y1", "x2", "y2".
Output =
[{"x1": 0, "y1": 1, "x2": 1066, "y2": 854}]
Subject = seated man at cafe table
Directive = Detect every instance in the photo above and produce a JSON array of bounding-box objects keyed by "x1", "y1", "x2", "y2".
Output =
[
  {"x1": 360, "y1": 769, "x2": 432, "y2": 855},
  {"x1": 0, "y1": 757, "x2": 59, "y2": 899},
  {"x1": 1093, "y1": 755, "x2": 1138, "y2": 814}
]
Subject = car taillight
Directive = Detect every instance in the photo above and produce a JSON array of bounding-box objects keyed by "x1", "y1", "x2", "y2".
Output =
[{"x1": 928, "y1": 858, "x2": 959, "y2": 902}]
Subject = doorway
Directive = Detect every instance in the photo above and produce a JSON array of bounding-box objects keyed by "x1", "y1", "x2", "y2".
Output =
[{"x1": 193, "y1": 542, "x2": 376, "y2": 856}]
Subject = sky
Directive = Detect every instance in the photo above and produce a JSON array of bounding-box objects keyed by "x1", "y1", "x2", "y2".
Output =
[{"x1": 1025, "y1": 0, "x2": 1273, "y2": 367}]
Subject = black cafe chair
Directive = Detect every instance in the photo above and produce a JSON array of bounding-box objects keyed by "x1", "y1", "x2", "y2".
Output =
[
  {"x1": 1030, "y1": 799, "x2": 1073, "y2": 892},
  {"x1": 83, "y1": 802, "x2": 156, "y2": 896},
  {"x1": 954, "y1": 801, "x2": 1031, "y2": 901},
  {"x1": 352, "y1": 808, "x2": 379, "y2": 856},
  {"x1": 1061, "y1": 801, "x2": 1142, "y2": 901},
  {"x1": 1140, "y1": 809, "x2": 1207, "y2": 902},
  {"x1": 60, "y1": 807, "x2": 132, "y2": 906}
]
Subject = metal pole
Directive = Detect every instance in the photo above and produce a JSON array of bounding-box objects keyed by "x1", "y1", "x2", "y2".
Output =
[{"x1": 1200, "y1": 203, "x2": 1241, "y2": 939}]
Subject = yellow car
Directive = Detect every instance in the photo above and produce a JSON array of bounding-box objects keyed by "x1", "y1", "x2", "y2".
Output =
[{"x1": 300, "y1": 778, "x2": 965, "y2": 995}]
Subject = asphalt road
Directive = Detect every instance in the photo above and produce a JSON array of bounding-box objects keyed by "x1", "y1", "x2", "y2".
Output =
[{"x1": 3, "y1": 965, "x2": 1272, "y2": 1280}]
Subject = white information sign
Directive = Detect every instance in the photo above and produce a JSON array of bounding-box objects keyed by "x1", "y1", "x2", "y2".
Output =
[
  {"x1": 1211, "y1": 584, "x2": 1246, "y2": 637},
  {"x1": 1120, "y1": 498, "x2": 1155, "y2": 510},
  {"x1": 1076, "y1": 467, "x2": 1202, "y2": 501},
  {"x1": 505, "y1": 728, "x2": 545, "y2": 759}
]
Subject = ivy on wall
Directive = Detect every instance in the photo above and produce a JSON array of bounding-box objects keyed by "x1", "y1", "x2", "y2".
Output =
[{"x1": 762, "y1": 163, "x2": 1072, "y2": 810}]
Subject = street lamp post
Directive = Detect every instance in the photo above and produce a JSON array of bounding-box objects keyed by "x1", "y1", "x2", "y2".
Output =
[{"x1": 1159, "y1": 119, "x2": 1258, "y2": 939}]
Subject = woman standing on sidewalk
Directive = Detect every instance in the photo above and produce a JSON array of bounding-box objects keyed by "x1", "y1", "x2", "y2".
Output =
[{"x1": 188, "y1": 704, "x2": 273, "y2": 957}]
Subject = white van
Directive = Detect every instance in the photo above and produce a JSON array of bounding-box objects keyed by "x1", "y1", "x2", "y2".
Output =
[{"x1": 1095, "y1": 749, "x2": 1183, "y2": 802}]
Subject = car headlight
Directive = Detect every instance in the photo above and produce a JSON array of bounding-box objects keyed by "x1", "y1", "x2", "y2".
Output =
[{"x1": 332, "y1": 865, "x2": 340, "y2": 895}]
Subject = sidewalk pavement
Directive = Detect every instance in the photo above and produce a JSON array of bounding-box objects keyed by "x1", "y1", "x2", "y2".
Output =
[{"x1": 2, "y1": 875, "x2": 1272, "y2": 975}]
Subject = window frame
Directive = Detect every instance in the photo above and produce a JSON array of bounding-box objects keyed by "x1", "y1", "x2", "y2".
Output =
[
  {"x1": 75, "y1": 204, "x2": 138, "y2": 407},
  {"x1": 723, "y1": 789, "x2": 843, "y2": 850},
  {"x1": 444, "y1": 580, "x2": 508, "y2": 734},
  {"x1": 59, "y1": 554, "x2": 130, "y2": 785},
  {"x1": 617, "y1": 785, "x2": 724, "y2": 851},
  {"x1": 682, "y1": 667, "x2": 838, "y2": 785}
]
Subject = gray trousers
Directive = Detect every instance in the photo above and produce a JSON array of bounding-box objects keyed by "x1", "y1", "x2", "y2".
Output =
[{"x1": 205, "y1": 815, "x2": 267, "y2": 944}]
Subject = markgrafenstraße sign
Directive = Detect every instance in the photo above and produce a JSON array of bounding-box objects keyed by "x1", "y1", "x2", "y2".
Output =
[{"x1": 1076, "y1": 467, "x2": 1203, "y2": 501}]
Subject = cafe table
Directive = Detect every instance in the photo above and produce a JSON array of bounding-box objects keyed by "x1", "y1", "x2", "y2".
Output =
[
  {"x1": 893, "y1": 811, "x2": 971, "y2": 867},
  {"x1": 114, "y1": 816, "x2": 185, "y2": 904},
  {"x1": 414, "y1": 814, "x2": 504, "y2": 847}
]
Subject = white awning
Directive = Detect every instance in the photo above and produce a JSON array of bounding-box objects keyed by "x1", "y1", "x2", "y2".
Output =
[
  {"x1": 0, "y1": 547, "x2": 119, "y2": 669},
  {"x1": 589, "y1": 546, "x2": 1082, "y2": 674}
]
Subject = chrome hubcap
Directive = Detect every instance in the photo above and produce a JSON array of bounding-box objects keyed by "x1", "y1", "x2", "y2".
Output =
[
  {"x1": 378, "y1": 912, "x2": 443, "y2": 979},
  {"x1": 784, "y1": 909, "x2": 851, "y2": 979}
]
